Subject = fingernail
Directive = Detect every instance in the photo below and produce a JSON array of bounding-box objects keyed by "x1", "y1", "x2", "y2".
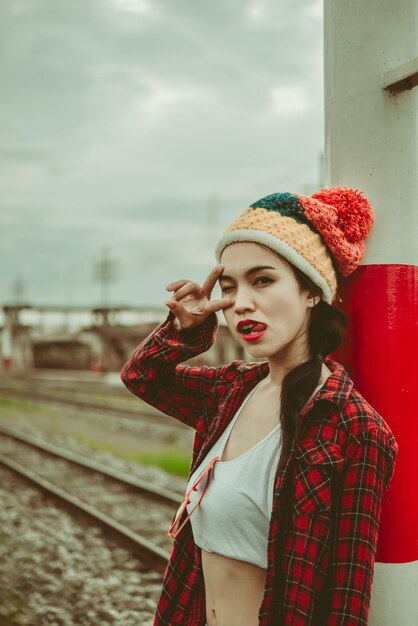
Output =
[{"x1": 165, "y1": 301, "x2": 174, "y2": 309}]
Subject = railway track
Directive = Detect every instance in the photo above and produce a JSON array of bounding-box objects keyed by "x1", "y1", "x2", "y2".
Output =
[
  {"x1": 0, "y1": 425, "x2": 183, "y2": 574},
  {"x1": 0, "y1": 379, "x2": 178, "y2": 426},
  {"x1": 0, "y1": 376, "x2": 194, "y2": 452}
]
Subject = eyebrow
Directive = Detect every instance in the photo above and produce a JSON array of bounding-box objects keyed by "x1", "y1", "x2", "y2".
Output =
[{"x1": 219, "y1": 265, "x2": 277, "y2": 282}]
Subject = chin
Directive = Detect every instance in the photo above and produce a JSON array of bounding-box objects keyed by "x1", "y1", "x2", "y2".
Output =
[
  {"x1": 242, "y1": 340, "x2": 288, "y2": 361},
  {"x1": 241, "y1": 343, "x2": 271, "y2": 359}
]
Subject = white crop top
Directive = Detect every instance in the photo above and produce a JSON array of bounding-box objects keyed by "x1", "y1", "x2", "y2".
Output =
[{"x1": 184, "y1": 378, "x2": 324, "y2": 569}]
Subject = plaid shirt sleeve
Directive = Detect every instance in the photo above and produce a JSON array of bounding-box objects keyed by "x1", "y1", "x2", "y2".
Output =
[
  {"x1": 326, "y1": 428, "x2": 399, "y2": 625},
  {"x1": 120, "y1": 311, "x2": 235, "y2": 434}
]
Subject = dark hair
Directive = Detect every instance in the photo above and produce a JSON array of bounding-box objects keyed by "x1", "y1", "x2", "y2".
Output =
[{"x1": 276, "y1": 263, "x2": 347, "y2": 473}]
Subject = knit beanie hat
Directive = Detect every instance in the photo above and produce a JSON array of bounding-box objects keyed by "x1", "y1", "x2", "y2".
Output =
[{"x1": 214, "y1": 187, "x2": 374, "y2": 304}]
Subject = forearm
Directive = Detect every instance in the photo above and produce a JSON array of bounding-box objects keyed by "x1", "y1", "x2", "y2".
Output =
[
  {"x1": 120, "y1": 311, "x2": 221, "y2": 429},
  {"x1": 121, "y1": 311, "x2": 218, "y2": 383}
]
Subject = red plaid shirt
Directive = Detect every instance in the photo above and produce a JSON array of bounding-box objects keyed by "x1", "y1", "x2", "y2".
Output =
[{"x1": 121, "y1": 311, "x2": 399, "y2": 626}]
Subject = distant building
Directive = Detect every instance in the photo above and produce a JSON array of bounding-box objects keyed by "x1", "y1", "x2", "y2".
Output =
[{"x1": 0, "y1": 305, "x2": 251, "y2": 372}]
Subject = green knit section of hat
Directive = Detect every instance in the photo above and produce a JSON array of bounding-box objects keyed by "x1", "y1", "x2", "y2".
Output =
[{"x1": 249, "y1": 192, "x2": 308, "y2": 226}]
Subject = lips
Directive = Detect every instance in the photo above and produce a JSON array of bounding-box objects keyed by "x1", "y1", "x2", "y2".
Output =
[{"x1": 236, "y1": 319, "x2": 267, "y2": 335}]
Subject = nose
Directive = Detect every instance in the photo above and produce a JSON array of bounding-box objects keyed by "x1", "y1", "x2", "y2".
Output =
[{"x1": 232, "y1": 285, "x2": 256, "y2": 315}]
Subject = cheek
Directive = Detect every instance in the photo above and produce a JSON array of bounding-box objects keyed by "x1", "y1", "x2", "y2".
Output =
[
  {"x1": 222, "y1": 308, "x2": 235, "y2": 329},
  {"x1": 268, "y1": 297, "x2": 307, "y2": 327}
]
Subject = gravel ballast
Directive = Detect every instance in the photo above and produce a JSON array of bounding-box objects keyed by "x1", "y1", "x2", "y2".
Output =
[{"x1": 0, "y1": 466, "x2": 165, "y2": 626}]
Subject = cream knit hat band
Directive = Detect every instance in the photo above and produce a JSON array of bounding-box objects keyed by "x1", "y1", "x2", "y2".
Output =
[
  {"x1": 215, "y1": 208, "x2": 336, "y2": 304},
  {"x1": 214, "y1": 189, "x2": 375, "y2": 305}
]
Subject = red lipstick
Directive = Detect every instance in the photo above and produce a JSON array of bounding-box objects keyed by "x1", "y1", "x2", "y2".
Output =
[{"x1": 236, "y1": 319, "x2": 267, "y2": 342}]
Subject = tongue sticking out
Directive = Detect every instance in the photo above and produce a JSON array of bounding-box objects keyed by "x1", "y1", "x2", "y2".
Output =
[{"x1": 251, "y1": 323, "x2": 266, "y2": 333}]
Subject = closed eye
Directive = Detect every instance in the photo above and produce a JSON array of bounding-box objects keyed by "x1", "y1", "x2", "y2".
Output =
[
  {"x1": 220, "y1": 276, "x2": 273, "y2": 293},
  {"x1": 254, "y1": 277, "x2": 272, "y2": 286}
]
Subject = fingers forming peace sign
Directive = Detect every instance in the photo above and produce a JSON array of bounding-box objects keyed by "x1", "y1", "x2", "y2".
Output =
[{"x1": 165, "y1": 265, "x2": 233, "y2": 330}]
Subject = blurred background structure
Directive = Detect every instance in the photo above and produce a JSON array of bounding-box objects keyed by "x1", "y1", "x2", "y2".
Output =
[
  {"x1": 0, "y1": 0, "x2": 325, "y2": 373},
  {"x1": 0, "y1": 303, "x2": 245, "y2": 371}
]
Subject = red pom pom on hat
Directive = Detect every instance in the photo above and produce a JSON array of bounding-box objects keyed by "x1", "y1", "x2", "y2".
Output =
[
  {"x1": 311, "y1": 187, "x2": 374, "y2": 243},
  {"x1": 298, "y1": 187, "x2": 374, "y2": 277}
]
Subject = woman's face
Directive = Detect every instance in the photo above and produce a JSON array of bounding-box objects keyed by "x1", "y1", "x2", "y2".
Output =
[{"x1": 219, "y1": 242, "x2": 317, "y2": 362}]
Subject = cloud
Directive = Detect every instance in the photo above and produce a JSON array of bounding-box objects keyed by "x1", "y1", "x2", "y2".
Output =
[
  {"x1": 133, "y1": 76, "x2": 210, "y2": 126},
  {"x1": 0, "y1": 0, "x2": 325, "y2": 306},
  {"x1": 111, "y1": 0, "x2": 155, "y2": 16},
  {"x1": 269, "y1": 84, "x2": 311, "y2": 116}
]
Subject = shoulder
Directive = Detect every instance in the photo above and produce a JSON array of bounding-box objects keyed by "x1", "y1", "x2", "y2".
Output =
[
  {"x1": 214, "y1": 359, "x2": 269, "y2": 395},
  {"x1": 323, "y1": 358, "x2": 396, "y2": 443},
  {"x1": 216, "y1": 358, "x2": 268, "y2": 380},
  {"x1": 338, "y1": 385, "x2": 392, "y2": 435}
]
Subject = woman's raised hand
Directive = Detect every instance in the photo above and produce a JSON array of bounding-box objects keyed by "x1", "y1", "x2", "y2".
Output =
[{"x1": 165, "y1": 265, "x2": 233, "y2": 330}]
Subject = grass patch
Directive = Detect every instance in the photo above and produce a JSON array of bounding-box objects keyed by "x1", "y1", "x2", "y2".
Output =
[
  {"x1": 0, "y1": 397, "x2": 50, "y2": 416},
  {"x1": 74, "y1": 434, "x2": 119, "y2": 455},
  {"x1": 74, "y1": 434, "x2": 191, "y2": 477},
  {"x1": 128, "y1": 450, "x2": 192, "y2": 477},
  {"x1": 0, "y1": 397, "x2": 32, "y2": 409},
  {"x1": 24, "y1": 388, "x2": 150, "y2": 411}
]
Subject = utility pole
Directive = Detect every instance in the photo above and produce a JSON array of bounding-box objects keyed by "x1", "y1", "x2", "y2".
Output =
[
  {"x1": 11, "y1": 275, "x2": 25, "y2": 305},
  {"x1": 324, "y1": 1, "x2": 417, "y2": 623},
  {"x1": 93, "y1": 246, "x2": 117, "y2": 308}
]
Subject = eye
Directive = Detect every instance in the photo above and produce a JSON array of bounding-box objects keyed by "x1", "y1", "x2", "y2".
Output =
[
  {"x1": 254, "y1": 276, "x2": 272, "y2": 286},
  {"x1": 220, "y1": 285, "x2": 235, "y2": 293}
]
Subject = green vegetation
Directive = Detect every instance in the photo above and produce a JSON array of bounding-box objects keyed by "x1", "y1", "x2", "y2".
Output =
[
  {"x1": 0, "y1": 395, "x2": 191, "y2": 478},
  {"x1": 74, "y1": 434, "x2": 118, "y2": 456},
  {"x1": 129, "y1": 449, "x2": 192, "y2": 477},
  {"x1": 0, "y1": 397, "x2": 31, "y2": 409},
  {"x1": 74, "y1": 434, "x2": 191, "y2": 477},
  {"x1": 0, "y1": 397, "x2": 49, "y2": 416},
  {"x1": 38, "y1": 388, "x2": 143, "y2": 409}
]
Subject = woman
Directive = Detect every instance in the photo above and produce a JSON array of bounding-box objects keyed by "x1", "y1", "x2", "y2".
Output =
[{"x1": 121, "y1": 188, "x2": 399, "y2": 626}]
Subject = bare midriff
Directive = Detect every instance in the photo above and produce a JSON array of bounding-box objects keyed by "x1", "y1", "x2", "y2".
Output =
[
  {"x1": 202, "y1": 549, "x2": 266, "y2": 626},
  {"x1": 200, "y1": 366, "x2": 332, "y2": 626}
]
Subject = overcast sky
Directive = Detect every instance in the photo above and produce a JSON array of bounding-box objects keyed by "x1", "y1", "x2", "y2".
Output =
[{"x1": 0, "y1": 0, "x2": 325, "y2": 309}]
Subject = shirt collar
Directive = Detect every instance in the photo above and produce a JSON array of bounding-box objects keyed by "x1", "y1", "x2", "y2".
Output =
[{"x1": 300, "y1": 357, "x2": 355, "y2": 417}]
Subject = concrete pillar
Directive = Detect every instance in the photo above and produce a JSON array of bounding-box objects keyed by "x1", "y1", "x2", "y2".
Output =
[{"x1": 324, "y1": 1, "x2": 418, "y2": 623}]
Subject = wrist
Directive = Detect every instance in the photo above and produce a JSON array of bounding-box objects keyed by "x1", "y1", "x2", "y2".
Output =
[
  {"x1": 167, "y1": 311, "x2": 213, "y2": 334},
  {"x1": 172, "y1": 317, "x2": 183, "y2": 332},
  {"x1": 160, "y1": 310, "x2": 218, "y2": 350}
]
